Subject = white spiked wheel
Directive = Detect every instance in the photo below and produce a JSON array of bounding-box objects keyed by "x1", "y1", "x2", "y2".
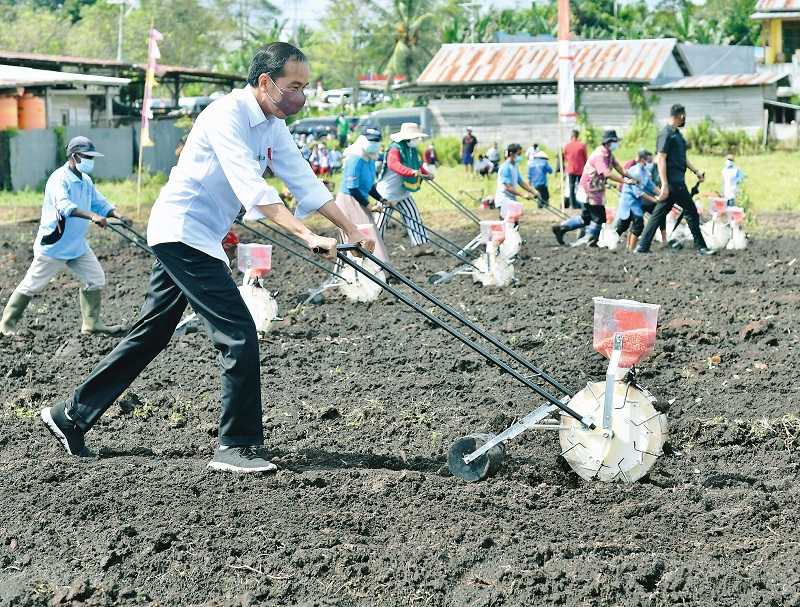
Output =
[
  {"x1": 559, "y1": 381, "x2": 667, "y2": 483},
  {"x1": 339, "y1": 257, "x2": 384, "y2": 303},
  {"x1": 239, "y1": 284, "x2": 278, "y2": 333}
]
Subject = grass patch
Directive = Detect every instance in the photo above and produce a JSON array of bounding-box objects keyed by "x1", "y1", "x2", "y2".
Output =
[{"x1": 1, "y1": 150, "x2": 796, "y2": 227}]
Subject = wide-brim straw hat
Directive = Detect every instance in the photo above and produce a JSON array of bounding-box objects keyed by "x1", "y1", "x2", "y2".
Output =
[
  {"x1": 534, "y1": 151, "x2": 549, "y2": 159},
  {"x1": 390, "y1": 122, "x2": 428, "y2": 142}
]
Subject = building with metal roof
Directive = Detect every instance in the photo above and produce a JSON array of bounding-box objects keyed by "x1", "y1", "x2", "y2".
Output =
[
  {"x1": 0, "y1": 64, "x2": 131, "y2": 128},
  {"x1": 415, "y1": 39, "x2": 687, "y2": 97},
  {"x1": 409, "y1": 38, "x2": 790, "y2": 146},
  {"x1": 0, "y1": 50, "x2": 245, "y2": 113}
]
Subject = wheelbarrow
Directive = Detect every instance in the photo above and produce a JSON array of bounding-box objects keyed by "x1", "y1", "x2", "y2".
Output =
[{"x1": 336, "y1": 244, "x2": 668, "y2": 483}]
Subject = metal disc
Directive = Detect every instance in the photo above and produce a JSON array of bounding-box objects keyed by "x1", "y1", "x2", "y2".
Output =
[
  {"x1": 559, "y1": 381, "x2": 668, "y2": 483},
  {"x1": 448, "y1": 433, "x2": 505, "y2": 482}
]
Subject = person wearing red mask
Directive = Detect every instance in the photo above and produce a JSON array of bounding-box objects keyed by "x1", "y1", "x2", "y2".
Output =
[{"x1": 40, "y1": 43, "x2": 376, "y2": 474}]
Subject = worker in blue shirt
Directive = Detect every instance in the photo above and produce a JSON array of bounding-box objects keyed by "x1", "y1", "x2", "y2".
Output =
[
  {"x1": 0, "y1": 136, "x2": 128, "y2": 336},
  {"x1": 494, "y1": 143, "x2": 538, "y2": 219},
  {"x1": 527, "y1": 150, "x2": 553, "y2": 208},
  {"x1": 335, "y1": 127, "x2": 389, "y2": 260},
  {"x1": 616, "y1": 149, "x2": 660, "y2": 251}
]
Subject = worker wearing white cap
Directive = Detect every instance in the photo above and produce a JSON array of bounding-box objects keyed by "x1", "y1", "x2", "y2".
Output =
[
  {"x1": 374, "y1": 122, "x2": 432, "y2": 248},
  {"x1": 0, "y1": 136, "x2": 129, "y2": 336}
]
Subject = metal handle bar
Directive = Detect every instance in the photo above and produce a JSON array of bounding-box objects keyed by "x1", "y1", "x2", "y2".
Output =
[
  {"x1": 426, "y1": 180, "x2": 481, "y2": 225},
  {"x1": 108, "y1": 220, "x2": 149, "y2": 243},
  {"x1": 384, "y1": 203, "x2": 479, "y2": 259},
  {"x1": 336, "y1": 245, "x2": 589, "y2": 428},
  {"x1": 106, "y1": 221, "x2": 154, "y2": 255},
  {"x1": 235, "y1": 220, "x2": 350, "y2": 282},
  {"x1": 381, "y1": 210, "x2": 480, "y2": 271},
  {"x1": 336, "y1": 245, "x2": 588, "y2": 426}
]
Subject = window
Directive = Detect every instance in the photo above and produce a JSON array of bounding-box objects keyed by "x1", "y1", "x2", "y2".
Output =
[{"x1": 783, "y1": 21, "x2": 800, "y2": 62}]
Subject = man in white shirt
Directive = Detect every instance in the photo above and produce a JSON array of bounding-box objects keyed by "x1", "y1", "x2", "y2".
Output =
[{"x1": 41, "y1": 42, "x2": 374, "y2": 474}]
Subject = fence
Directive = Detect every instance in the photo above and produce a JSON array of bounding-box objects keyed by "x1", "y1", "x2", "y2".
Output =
[{"x1": 0, "y1": 119, "x2": 184, "y2": 192}]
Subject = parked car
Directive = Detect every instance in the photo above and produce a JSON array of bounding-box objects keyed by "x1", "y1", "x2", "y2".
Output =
[
  {"x1": 322, "y1": 88, "x2": 381, "y2": 107},
  {"x1": 289, "y1": 116, "x2": 359, "y2": 140},
  {"x1": 356, "y1": 107, "x2": 433, "y2": 137}
]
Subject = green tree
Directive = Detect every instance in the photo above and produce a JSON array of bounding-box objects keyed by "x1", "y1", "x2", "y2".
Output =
[
  {"x1": 0, "y1": 2, "x2": 68, "y2": 54},
  {"x1": 372, "y1": 0, "x2": 438, "y2": 82},
  {"x1": 306, "y1": 0, "x2": 380, "y2": 103}
]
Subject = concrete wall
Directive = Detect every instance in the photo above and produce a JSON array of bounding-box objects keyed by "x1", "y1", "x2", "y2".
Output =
[
  {"x1": 0, "y1": 120, "x2": 180, "y2": 191},
  {"x1": 134, "y1": 119, "x2": 186, "y2": 176},
  {"x1": 429, "y1": 85, "x2": 772, "y2": 148},
  {"x1": 47, "y1": 94, "x2": 92, "y2": 128},
  {"x1": 651, "y1": 86, "x2": 772, "y2": 131},
  {"x1": 6, "y1": 129, "x2": 58, "y2": 190},
  {"x1": 64, "y1": 126, "x2": 134, "y2": 181},
  {"x1": 429, "y1": 92, "x2": 636, "y2": 148}
]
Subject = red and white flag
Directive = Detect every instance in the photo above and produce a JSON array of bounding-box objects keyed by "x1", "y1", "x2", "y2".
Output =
[{"x1": 141, "y1": 28, "x2": 163, "y2": 148}]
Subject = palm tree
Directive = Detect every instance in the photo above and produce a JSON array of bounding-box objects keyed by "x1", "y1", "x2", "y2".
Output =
[{"x1": 373, "y1": 0, "x2": 437, "y2": 84}]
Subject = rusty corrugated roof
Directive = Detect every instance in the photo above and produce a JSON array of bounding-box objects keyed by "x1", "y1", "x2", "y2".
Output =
[
  {"x1": 417, "y1": 39, "x2": 679, "y2": 86},
  {"x1": 648, "y1": 72, "x2": 786, "y2": 90},
  {"x1": 754, "y1": 0, "x2": 800, "y2": 11},
  {"x1": 0, "y1": 50, "x2": 243, "y2": 81}
]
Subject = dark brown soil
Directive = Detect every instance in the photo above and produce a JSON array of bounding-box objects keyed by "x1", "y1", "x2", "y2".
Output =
[{"x1": 1, "y1": 219, "x2": 799, "y2": 607}]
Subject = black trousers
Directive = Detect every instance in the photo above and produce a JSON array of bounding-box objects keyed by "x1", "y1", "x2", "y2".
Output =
[
  {"x1": 616, "y1": 214, "x2": 644, "y2": 237},
  {"x1": 637, "y1": 182, "x2": 707, "y2": 252},
  {"x1": 67, "y1": 242, "x2": 263, "y2": 447},
  {"x1": 535, "y1": 184, "x2": 549, "y2": 207},
  {"x1": 568, "y1": 174, "x2": 581, "y2": 208}
]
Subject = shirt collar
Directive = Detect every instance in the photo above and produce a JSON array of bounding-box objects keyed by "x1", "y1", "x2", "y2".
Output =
[
  {"x1": 241, "y1": 85, "x2": 270, "y2": 128},
  {"x1": 62, "y1": 162, "x2": 84, "y2": 183}
]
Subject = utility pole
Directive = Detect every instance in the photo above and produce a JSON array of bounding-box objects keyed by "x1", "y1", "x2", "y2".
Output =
[
  {"x1": 459, "y1": 2, "x2": 481, "y2": 43},
  {"x1": 107, "y1": 0, "x2": 135, "y2": 61}
]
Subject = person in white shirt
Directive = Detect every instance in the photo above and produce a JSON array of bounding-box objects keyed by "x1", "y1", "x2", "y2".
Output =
[
  {"x1": 721, "y1": 154, "x2": 744, "y2": 207},
  {"x1": 40, "y1": 42, "x2": 375, "y2": 474},
  {"x1": 526, "y1": 142, "x2": 539, "y2": 166},
  {"x1": 486, "y1": 142, "x2": 500, "y2": 173}
]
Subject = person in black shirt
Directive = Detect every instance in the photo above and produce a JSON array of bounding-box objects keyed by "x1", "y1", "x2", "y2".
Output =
[
  {"x1": 461, "y1": 128, "x2": 478, "y2": 174},
  {"x1": 635, "y1": 103, "x2": 715, "y2": 255}
]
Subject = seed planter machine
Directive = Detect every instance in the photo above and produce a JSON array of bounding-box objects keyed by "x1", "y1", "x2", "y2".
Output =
[{"x1": 337, "y1": 244, "x2": 668, "y2": 483}]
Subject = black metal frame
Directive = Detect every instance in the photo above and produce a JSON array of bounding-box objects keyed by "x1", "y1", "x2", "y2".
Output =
[
  {"x1": 426, "y1": 180, "x2": 481, "y2": 225},
  {"x1": 336, "y1": 244, "x2": 593, "y2": 428},
  {"x1": 381, "y1": 209, "x2": 480, "y2": 271},
  {"x1": 235, "y1": 220, "x2": 350, "y2": 283},
  {"x1": 107, "y1": 221, "x2": 154, "y2": 255}
]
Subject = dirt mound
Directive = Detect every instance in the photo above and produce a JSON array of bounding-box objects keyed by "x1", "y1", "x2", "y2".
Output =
[{"x1": 1, "y1": 222, "x2": 799, "y2": 606}]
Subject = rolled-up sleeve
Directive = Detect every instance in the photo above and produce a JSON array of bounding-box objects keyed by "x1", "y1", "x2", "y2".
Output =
[
  {"x1": 90, "y1": 186, "x2": 114, "y2": 217},
  {"x1": 271, "y1": 123, "x2": 331, "y2": 219},
  {"x1": 53, "y1": 179, "x2": 78, "y2": 217},
  {"x1": 208, "y1": 112, "x2": 282, "y2": 211}
]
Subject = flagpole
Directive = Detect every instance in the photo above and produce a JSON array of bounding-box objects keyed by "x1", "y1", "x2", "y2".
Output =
[
  {"x1": 557, "y1": 0, "x2": 574, "y2": 211},
  {"x1": 136, "y1": 18, "x2": 155, "y2": 221},
  {"x1": 136, "y1": 127, "x2": 145, "y2": 220}
]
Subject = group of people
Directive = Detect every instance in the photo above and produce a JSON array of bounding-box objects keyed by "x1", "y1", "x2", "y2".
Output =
[
  {"x1": 551, "y1": 104, "x2": 719, "y2": 255},
  {"x1": 0, "y1": 38, "x2": 744, "y2": 479},
  {"x1": 297, "y1": 139, "x2": 343, "y2": 176}
]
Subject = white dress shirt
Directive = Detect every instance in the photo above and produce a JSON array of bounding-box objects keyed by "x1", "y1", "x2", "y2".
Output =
[{"x1": 148, "y1": 86, "x2": 331, "y2": 264}]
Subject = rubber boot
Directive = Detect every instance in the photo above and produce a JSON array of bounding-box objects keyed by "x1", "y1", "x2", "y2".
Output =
[
  {"x1": 79, "y1": 289, "x2": 125, "y2": 335},
  {"x1": 0, "y1": 291, "x2": 32, "y2": 336},
  {"x1": 551, "y1": 225, "x2": 566, "y2": 246}
]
